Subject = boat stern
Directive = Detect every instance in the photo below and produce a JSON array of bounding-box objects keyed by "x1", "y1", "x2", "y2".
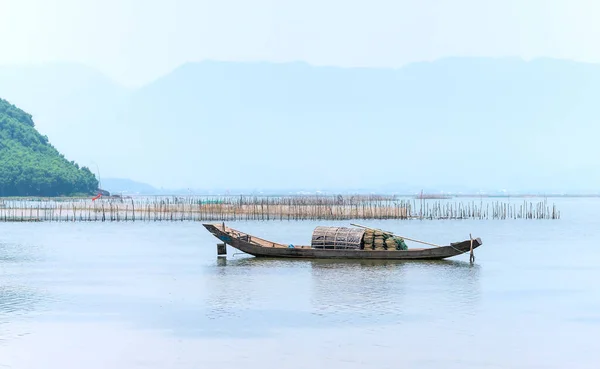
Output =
[{"x1": 450, "y1": 237, "x2": 483, "y2": 253}]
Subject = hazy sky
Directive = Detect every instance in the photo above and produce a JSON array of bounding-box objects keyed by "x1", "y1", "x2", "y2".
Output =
[{"x1": 1, "y1": 0, "x2": 598, "y2": 87}]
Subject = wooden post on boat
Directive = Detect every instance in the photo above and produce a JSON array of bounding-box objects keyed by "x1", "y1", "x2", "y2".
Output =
[{"x1": 469, "y1": 233, "x2": 475, "y2": 263}]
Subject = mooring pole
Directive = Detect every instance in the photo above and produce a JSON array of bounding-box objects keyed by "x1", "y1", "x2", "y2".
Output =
[
  {"x1": 217, "y1": 242, "x2": 227, "y2": 257},
  {"x1": 469, "y1": 233, "x2": 475, "y2": 263}
]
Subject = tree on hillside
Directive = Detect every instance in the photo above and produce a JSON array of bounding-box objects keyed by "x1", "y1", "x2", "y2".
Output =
[{"x1": 0, "y1": 98, "x2": 99, "y2": 196}]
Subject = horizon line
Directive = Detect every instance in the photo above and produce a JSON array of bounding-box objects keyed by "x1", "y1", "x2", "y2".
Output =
[{"x1": 2, "y1": 55, "x2": 598, "y2": 90}]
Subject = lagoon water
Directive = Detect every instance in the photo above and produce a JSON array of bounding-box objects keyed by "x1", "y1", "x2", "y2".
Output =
[{"x1": 1, "y1": 197, "x2": 599, "y2": 368}]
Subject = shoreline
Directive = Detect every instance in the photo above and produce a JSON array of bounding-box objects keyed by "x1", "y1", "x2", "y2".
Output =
[{"x1": 1, "y1": 193, "x2": 599, "y2": 200}]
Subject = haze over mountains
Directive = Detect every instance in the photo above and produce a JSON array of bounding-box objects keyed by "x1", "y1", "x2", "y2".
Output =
[{"x1": 1, "y1": 57, "x2": 599, "y2": 194}]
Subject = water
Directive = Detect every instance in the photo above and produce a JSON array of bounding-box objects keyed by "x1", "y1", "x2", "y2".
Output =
[{"x1": 1, "y1": 197, "x2": 599, "y2": 368}]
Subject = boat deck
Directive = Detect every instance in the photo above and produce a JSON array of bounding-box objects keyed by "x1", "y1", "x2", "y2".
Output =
[
  {"x1": 217, "y1": 223, "x2": 427, "y2": 251},
  {"x1": 220, "y1": 224, "x2": 312, "y2": 249}
]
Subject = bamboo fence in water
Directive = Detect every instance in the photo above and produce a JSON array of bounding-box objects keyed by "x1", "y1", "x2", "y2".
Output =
[{"x1": 0, "y1": 195, "x2": 560, "y2": 222}]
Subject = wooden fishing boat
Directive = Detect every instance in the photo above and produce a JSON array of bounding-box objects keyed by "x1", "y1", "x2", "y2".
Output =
[{"x1": 203, "y1": 223, "x2": 483, "y2": 260}]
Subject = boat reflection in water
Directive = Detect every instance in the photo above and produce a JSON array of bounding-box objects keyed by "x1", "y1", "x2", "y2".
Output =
[{"x1": 208, "y1": 254, "x2": 481, "y2": 329}]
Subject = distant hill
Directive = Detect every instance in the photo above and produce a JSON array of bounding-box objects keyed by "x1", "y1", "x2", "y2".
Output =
[
  {"x1": 100, "y1": 177, "x2": 158, "y2": 195},
  {"x1": 0, "y1": 98, "x2": 98, "y2": 196},
  {"x1": 1, "y1": 58, "x2": 600, "y2": 192}
]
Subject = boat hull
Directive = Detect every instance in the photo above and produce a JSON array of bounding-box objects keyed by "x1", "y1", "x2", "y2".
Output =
[{"x1": 203, "y1": 223, "x2": 482, "y2": 260}]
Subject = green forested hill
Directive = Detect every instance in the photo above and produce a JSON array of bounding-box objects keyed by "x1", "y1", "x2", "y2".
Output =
[{"x1": 0, "y1": 98, "x2": 98, "y2": 196}]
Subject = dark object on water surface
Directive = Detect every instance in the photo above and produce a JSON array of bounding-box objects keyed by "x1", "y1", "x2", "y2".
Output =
[{"x1": 203, "y1": 223, "x2": 482, "y2": 260}]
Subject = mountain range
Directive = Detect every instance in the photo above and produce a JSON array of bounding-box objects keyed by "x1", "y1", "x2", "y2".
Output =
[{"x1": 1, "y1": 57, "x2": 599, "y2": 193}]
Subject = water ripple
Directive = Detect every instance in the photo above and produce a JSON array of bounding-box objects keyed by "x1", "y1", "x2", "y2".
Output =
[
  {"x1": 0, "y1": 285, "x2": 50, "y2": 318},
  {"x1": 0, "y1": 241, "x2": 44, "y2": 264}
]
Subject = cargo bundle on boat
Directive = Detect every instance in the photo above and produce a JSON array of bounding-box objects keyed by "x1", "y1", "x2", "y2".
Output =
[
  {"x1": 311, "y1": 226, "x2": 365, "y2": 249},
  {"x1": 362, "y1": 227, "x2": 408, "y2": 251},
  {"x1": 204, "y1": 222, "x2": 482, "y2": 261},
  {"x1": 310, "y1": 226, "x2": 408, "y2": 251}
]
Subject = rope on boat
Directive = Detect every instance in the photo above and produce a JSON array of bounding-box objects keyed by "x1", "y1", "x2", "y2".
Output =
[
  {"x1": 447, "y1": 243, "x2": 466, "y2": 254},
  {"x1": 351, "y1": 222, "x2": 475, "y2": 259},
  {"x1": 350, "y1": 223, "x2": 442, "y2": 248}
]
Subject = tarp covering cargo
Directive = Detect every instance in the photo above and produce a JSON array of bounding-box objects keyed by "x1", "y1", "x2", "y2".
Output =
[{"x1": 311, "y1": 226, "x2": 366, "y2": 249}]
